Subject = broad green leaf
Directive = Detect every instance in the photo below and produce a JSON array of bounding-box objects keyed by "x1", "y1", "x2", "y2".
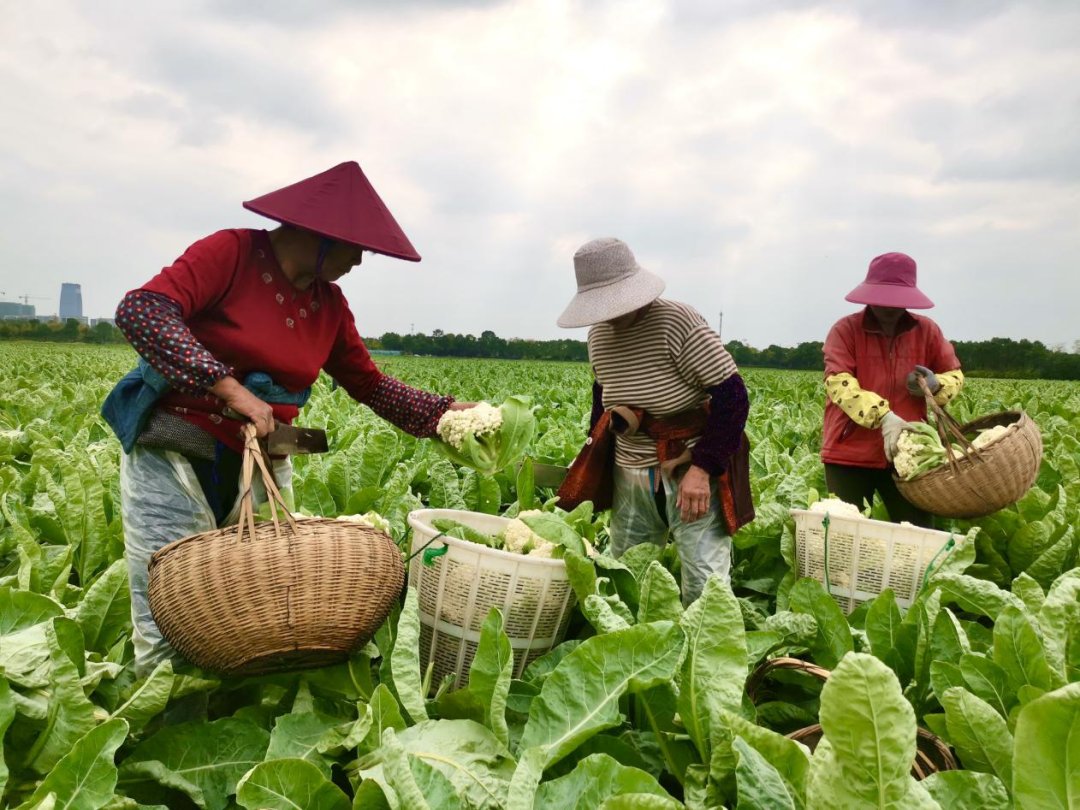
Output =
[
  {"x1": 352, "y1": 780, "x2": 393, "y2": 810},
  {"x1": 0, "y1": 677, "x2": 14, "y2": 797},
  {"x1": 534, "y1": 753, "x2": 673, "y2": 808},
  {"x1": 265, "y1": 711, "x2": 340, "y2": 777},
  {"x1": 300, "y1": 479, "x2": 336, "y2": 519},
  {"x1": 921, "y1": 770, "x2": 1009, "y2": 810},
  {"x1": 516, "y1": 458, "x2": 536, "y2": 511},
  {"x1": 1026, "y1": 527, "x2": 1075, "y2": 590},
  {"x1": 1012, "y1": 682, "x2": 1080, "y2": 810},
  {"x1": 74, "y1": 559, "x2": 129, "y2": 653},
  {"x1": 119, "y1": 717, "x2": 270, "y2": 810},
  {"x1": 959, "y1": 654, "x2": 1013, "y2": 718},
  {"x1": 940, "y1": 687, "x2": 1013, "y2": 790},
  {"x1": 929, "y1": 607, "x2": 970, "y2": 664},
  {"x1": 520, "y1": 640, "x2": 583, "y2": 686},
  {"x1": 809, "y1": 653, "x2": 932, "y2": 809},
  {"x1": 1039, "y1": 568, "x2": 1080, "y2": 683},
  {"x1": 16, "y1": 719, "x2": 129, "y2": 810},
  {"x1": 931, "y1": 573, "x2": 1023, "y2": 619},
  {"x1": 467, "y1": 608, "x2": 513, "y2": 746},
  {"x1": 25, "y1": 619, "x2": 97, "y2": 775},
  {"x1": 316, "y1": 704, "x2": 373, "y2": 757},
  {"x1": 929, "y1": 661, "x2": 966, "y2": 704},
  {"x1": 390, "y1": 588, "x2": 428, "y2": 724},
  {"x1": 788, "y1": 578, "x2": 853, "y2": 669},
  {"x1": 597, "y1": 795, "x2": 684, "y2": 809},
  {"x1": 992, "y1": 606, "x2": 1059, "y2": 696},
  {"x1": 0, "y1": 588, "x2": 65, "y2": 685},
  {"x1": 637, "y1": 561, "x2": 683, "y2": 623},
  {"x1": 582, "y1": 594, "x2": 633, "y2": 633},
  {"x1": 235, "y1": 758, "x2": 350, "y2": 810},
  {"x1": 1011, "y1": 572, "x2": 1045, "y2": 614},
  {"x1": 520, "y1": 513, "x2": 585, "y2": 557},
  {"x1": 723, "y1": 710, "x2": 810, "y2": 805},
  {"x1": 677, "y1": 576, "x2": 747, "y2": 762},
  {"x1": 111, "y1": 659, "x2": 174, "y2": 735},
  {"x1": 518, "y1": 621, "x2": 686, "y2": 768},
  {"x1": 357, "y1": 719, "x2": 515, "y2": 810},
  {"x1": 733, "y1": 736, "x2": 803, "y2": 810},
  {"x1": 361, "y1": 684, "x2": 407, "y2": 754}
]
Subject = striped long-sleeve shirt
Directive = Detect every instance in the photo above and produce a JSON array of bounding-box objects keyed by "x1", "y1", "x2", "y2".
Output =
[{"x1": 588, "y1": 299, "x2": 741, "y2": 468}]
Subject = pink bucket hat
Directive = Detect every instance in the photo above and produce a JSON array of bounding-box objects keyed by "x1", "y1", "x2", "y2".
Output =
[{"x1": 845, "y1": 252, "x2": 934, "y2": 309}]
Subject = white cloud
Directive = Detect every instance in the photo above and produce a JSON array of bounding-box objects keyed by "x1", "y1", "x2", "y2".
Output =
[{"x1": 1, "y1": 0, "x2": 1078, "y2": 350}]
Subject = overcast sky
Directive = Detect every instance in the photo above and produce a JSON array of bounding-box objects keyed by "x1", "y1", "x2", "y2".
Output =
[{"x1": 2, "y1": 0, "x2": 1078, "y2": 349}]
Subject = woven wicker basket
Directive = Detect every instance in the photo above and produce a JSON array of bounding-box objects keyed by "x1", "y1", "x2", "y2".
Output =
[
  {"x1": 148, "y1": 425, "x2": 404, "y2": 675},
  {"x1": 895, "y1": 410, "x2": 1042, "y2": 519},
  {"x1": 747, "y1": 657, "x2": 958, "y2": 780}
]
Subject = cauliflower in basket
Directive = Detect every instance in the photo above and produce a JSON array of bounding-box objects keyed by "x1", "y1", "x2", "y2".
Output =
[
  {"x1": 971, "y1": 424, "x2": 1013, "y2": 450},
  {"x1": 808, "y1": 498, "x2": 864, "y2": 519},
  {"x1": 501, "y1": 509, "x2": 557, "y2": 557},
  {"x1": 437, "y1": 403, "x2": 503, "y2": 451},
  {"x1": 336, "y1": 511, "x2": 392, "y2": 534}
]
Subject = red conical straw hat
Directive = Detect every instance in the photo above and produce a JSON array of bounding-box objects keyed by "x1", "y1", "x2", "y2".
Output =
[{"x1": 243, "y1": 161, "x2": 421, "y2": 261}]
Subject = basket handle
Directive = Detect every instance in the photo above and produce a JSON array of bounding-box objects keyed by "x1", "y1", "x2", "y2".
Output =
[
  {"x1": 235, "y1": 423, "x2": 299, "y2": 543},
  {"x1": 916, "y1": 375, "x2": 982, "y2": 475}
]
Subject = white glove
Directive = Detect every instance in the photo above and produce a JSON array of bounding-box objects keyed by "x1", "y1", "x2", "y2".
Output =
[{"x1": 881, "y1": 411, "x2": 910, "y2": 462}]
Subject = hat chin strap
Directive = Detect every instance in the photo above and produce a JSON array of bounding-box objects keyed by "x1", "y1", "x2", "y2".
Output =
[{"x1": 314, "y1": 237, "x2": 334, "y2": 277}]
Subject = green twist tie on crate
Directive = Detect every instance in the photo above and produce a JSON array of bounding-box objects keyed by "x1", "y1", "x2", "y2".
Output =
[
  {"x1": 920, "y1": 531, "x2": 956, "y2": 593},
  {"x1": 821, "y1": 512, "x2": 832, "y2": 596},
  {"x1": 423, "y1": 544, "x2": 448, "y2": 567}
]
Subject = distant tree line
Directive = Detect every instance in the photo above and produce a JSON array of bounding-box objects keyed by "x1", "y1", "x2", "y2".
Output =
[
  {"x1": 4, "y1": 320, "x2": 1079, "y2": 380},
  {"x1": 0, "y1": 318, "x2": 126, "y2": 344}
]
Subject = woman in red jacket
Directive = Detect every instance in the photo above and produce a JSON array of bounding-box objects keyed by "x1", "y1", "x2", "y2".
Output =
[
  {"x1": 821, "y1": 252, "x2": 964, "y2": 526},
  {"x1": 104, "y1": 162, "x2": 474, "y2": 674}
]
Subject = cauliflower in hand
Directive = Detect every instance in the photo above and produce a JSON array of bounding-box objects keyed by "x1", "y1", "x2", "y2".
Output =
[{"x1": 437, "y1": 403, "x2": 503, "y2": 451}]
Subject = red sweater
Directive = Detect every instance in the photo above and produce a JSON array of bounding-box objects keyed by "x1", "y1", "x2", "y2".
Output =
[
  {"x1": 821, "y1": 308, "x2": 961, "y2": 469},
  {"x1": 121, "y1": 229, "x2": 439, "y2": 452}
]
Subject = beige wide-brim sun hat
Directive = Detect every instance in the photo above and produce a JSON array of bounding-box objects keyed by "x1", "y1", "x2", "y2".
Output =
[{"x1": 557, "y1": 237, "x2": 666, "y2": 328}]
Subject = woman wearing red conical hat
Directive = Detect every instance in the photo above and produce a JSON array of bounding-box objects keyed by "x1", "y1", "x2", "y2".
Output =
[
  {"x1": 821, "y1": 252, "x2": 965, "y2": 526},
  {"x1": 104, "y1": 162, "x2": 474, "y2": 674}
]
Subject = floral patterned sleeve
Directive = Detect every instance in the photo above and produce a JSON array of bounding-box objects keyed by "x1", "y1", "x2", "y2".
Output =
[
  {"x1": 365, "y1": 376, "x2": 454, "y2": 438},
  {"x1": 115, "y1": 289, "x2": 233, "y2": 394}
]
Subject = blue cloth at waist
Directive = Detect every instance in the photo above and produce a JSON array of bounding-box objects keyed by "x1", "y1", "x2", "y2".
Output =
[{"x1": 101, "y1": 359, "x2": 311, "y2": 453}]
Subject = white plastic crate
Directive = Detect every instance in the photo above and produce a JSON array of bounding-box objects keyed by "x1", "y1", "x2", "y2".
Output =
[
  {"x1": 790, "y1": 509, "x2": 955, "y2": 614},
  {"x1": 406, "y1": 509, "x2": 576, "y2": 690}
]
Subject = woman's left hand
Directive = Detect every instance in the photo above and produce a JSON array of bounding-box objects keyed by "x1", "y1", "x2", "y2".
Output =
[
  {"x1": 676, "y1": 465, "x2": 712, "y2": 523},
  {"x1": 447, "y1": 401, "x2": 478, "y2": 411}
]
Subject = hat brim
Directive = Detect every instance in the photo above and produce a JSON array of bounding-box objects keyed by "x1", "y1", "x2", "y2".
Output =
[
  {"x1": 845, "y1": 281, "x2": 934, "y2": 309},
  {"x1": 557, "y1": 269, "x2": 666, "y2": 328}
]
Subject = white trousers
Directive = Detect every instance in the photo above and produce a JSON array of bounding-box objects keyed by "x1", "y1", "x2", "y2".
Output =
[{"x1": 609, "y1": 464, "x2": 732, "y2": 605}]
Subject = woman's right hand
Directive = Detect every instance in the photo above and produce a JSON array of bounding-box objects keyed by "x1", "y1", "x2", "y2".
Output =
[{"x1": 210, "y1": 376, "x2": 276, "y2": 437}]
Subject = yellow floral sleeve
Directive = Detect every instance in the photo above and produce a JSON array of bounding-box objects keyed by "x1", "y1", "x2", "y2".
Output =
[
  {"x1": 934, "y1": 369, "x2": 964, "y2": 406},
  {"x1": 825, "y1": 373, "x2": 890, "y2": 429}
]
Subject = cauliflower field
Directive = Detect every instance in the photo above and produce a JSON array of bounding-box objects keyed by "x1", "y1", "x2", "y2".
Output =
[{"x1": 1, "y1": 342, "x2": 1079, "y2": 809}]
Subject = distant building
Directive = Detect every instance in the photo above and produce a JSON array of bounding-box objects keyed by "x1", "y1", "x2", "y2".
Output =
[
  {"x1": 59, "y1": 283, "x2": 83, "y2": 320},
  {"x1": 0, "y1": 302, "x2": 35, "y2": 319},
  {"x1": 90, "y1": 318, "x2": 116, "y2": 327}
]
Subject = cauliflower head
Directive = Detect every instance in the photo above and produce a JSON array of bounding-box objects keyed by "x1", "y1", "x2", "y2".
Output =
[{"x1": 437, "y1": 403, "x2": 503, "y2": 451}]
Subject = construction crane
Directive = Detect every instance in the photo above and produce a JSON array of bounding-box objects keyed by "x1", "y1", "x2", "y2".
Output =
[{"x1": 18, "y1": 295, "x2": 50, "y2": 305}]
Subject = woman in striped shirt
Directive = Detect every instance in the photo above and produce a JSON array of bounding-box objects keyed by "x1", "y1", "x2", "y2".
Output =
[{"x1": 558, "y1": 238, "x2": 750, "y2": 604}]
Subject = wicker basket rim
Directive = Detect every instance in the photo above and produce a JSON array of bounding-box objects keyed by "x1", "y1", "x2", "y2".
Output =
[
  {"x1": 148, "y1": 516, "x2": 393, "y2": 568},
  {"x1": 894, "y1": 409, "x2": 1036, "y2": 488}
]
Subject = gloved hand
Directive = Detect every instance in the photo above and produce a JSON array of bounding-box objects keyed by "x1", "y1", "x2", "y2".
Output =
[
  {"x1": 881, "y1": 411, "x2": 910, "y2": 462},
  {"x1": 906, "y1": 365, "x2": 940, "y2": 396}
]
